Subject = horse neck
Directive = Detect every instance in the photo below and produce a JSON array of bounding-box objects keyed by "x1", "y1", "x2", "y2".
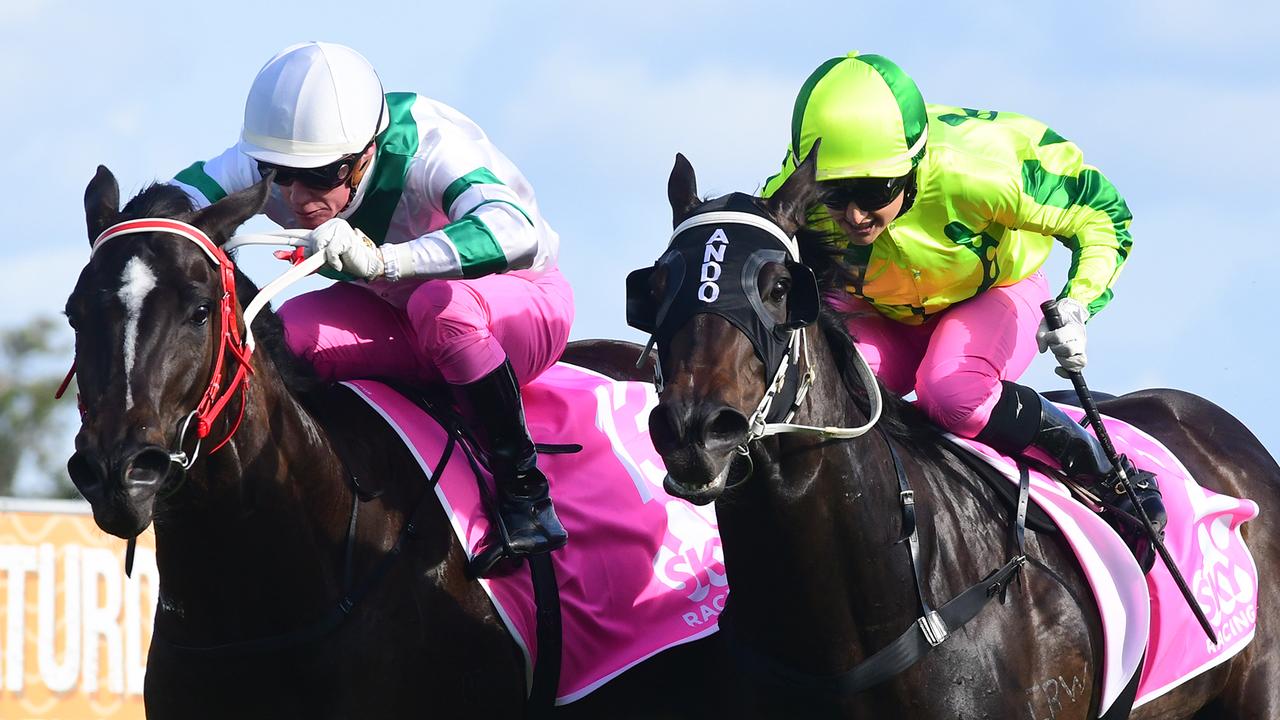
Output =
[
  {"x1": 152, "y1": 349, "x2": 352, "y2": 637},
  {"x1": 718, "y1": 327, "x2": 915, "y2": 673}
]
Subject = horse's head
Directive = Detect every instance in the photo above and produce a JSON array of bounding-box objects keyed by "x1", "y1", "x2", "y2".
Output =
[
  {"x1": 65, "y1": 166, "x2": 270, "y2": 538},
  {"x1": 630, "y1": 150, "x2": 824, "y2": 505}
]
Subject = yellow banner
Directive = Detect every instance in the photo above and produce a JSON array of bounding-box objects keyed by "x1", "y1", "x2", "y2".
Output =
[{"x1": 0, "y1": 499, "x2": 155, "y2": 720}]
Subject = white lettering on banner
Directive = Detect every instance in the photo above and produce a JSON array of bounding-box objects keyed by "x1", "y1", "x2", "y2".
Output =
[
  {"x1": 38, "y1": 542, "x2": 80, "y2": 692},
  {"x1": 0, "y1": 544, "x2": 37, "y2": 689},
  {"x1": 0, "y1": 541, "x2": 157, "y2": 696},
  {"x1": 82, "y1": 547, "x2": 124, "y2": 693},
  {"x1": 124, "y1": 547, "x2": 157, "y2": 694},
  {"x1": 698, "y1": 229, "x2": 729, "y2": 303}
]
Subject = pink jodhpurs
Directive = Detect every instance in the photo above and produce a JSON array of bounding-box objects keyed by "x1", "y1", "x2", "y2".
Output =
[
  {"x1": 277, "y1": 269, "x2": 575, "y2": 387},
  {"x1": 827, "y1": 271, "x2": 1050, "y2": 437}
]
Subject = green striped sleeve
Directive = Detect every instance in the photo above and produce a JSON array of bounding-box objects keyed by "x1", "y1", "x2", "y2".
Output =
[
  {"x1": 442, "y1": 215, "x2": 508, "y2": 277},
  {"x1": 462, "y1": 198, "x2": 533, "y2": 226},
  {"x1": 173, "y1": 161, "x2": 228, "y2": 204},
  {"x1": 1021, "y1": 159, "x2": 1132, "y2": 315},
  {"x1": 442, "y1": 167, "x2": 505, "y2": 215}
]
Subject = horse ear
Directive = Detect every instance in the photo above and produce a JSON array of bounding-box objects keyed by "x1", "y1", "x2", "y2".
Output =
[
  {"x1": 188, "y1": 176, "x2": 272, "y2": 242},
  {"x1": 668, "y1": 153, "x2": 700, "y2": 228},
  {"x1": 765, "y1": 139, "x2": 823, "y2": 236},
  {"x1": 84, "y1": 165, "x2": 121, "y2": 245}
]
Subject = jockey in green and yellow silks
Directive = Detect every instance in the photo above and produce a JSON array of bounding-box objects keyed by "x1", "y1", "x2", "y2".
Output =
[
  {"x1": 764, "y1": 53, "x2": 1130, "y2": 325},
  {"x1": 763, "y1": 52, "x2": 1165, "y2": 557}
]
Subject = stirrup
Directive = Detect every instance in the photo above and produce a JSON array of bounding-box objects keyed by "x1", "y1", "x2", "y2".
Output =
[{"x1": 468, "y1": 539, "x2": 518, "y2": 578}]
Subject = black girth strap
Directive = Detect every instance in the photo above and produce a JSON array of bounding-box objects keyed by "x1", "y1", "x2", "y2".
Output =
[
  {"x1": 721, "y1": 427, "x2": 1030, "y2": 698},
  {"x1": 526, "y1": 553, "x2": 562, "y2": 717},
  {"x1": 454, "y1": 434, "x2": 564, "y2": 717}
]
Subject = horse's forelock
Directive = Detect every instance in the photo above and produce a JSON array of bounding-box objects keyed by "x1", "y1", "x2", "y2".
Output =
[
  {"x1": 110, "y1": 182, "x2": 316, "y2": 395},
  {"x1": 119, "y1": 183, "x2": 196, "y2": 221}
]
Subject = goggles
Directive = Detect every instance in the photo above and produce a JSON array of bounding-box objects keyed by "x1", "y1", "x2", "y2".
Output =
[
  {"x1": 819, "y1": 172, "x2": 912, "y2": 211},
  {"x1": 257, "y1": 140, "x2": 373, "y2": 191}
]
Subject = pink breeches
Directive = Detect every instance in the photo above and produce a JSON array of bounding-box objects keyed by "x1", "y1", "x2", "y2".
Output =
[
  {"x1": 829, "y1": 271, "x2": 1050, "y2": 437},
  {"x1": 278, "y1": 269, "x2": 574, "y2": 387}
]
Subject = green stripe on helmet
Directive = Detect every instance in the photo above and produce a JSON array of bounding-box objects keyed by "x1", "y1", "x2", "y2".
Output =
[
  {"x1": 852, "y1": 54, "x2": 928, "y2": 165},
  {"x1": 790, "y1": 57, "x2": 845, "y2": 162},
  {"x1": 790, "y1": 53, "x2": 928, "y2": 180}
]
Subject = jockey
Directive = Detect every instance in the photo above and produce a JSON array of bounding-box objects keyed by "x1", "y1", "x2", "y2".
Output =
[
  {"x1": 762, "y1": 52, "x2": 1166, "y2": 545},
  {"x1": 170, "y1": 41, "x2": 570, "y2": 570}
]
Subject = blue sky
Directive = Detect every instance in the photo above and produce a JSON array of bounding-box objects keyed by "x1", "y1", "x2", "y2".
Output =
[{"x1": 2, "y1": 1, "x2": 1278, "y2": 492}]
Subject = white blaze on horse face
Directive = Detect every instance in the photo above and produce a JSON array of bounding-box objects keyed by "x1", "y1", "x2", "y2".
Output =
[
  {"x1": 117, "y1": 257, "x2": 157, "y2": 410},
  {"x1": 698, "y1": 229, "x2": 729, "y2": 303}
]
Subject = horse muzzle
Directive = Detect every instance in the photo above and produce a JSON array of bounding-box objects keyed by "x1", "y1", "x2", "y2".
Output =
[
  {"x1": 650, "y1": 401, "x2": 750, "y2": 505},
  {"x1": 67, "y1": 443, "x2": 172, "y2": 539}
]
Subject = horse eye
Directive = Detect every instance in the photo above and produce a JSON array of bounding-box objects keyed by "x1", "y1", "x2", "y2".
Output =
[
  {"x1": 770, "y1": 277, "x2": 792, "y2": 302},
  {"x1": 190, "y1": 303, "x2": 211, "y2": 326}
]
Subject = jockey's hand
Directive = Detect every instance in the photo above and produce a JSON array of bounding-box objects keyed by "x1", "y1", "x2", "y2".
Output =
[
  {"x1": 303, "y1": 218, "x2": 385, "y2": 281},
  {"x1": 1036, "y1": 297, "x2": 1090, "y2": 377}
]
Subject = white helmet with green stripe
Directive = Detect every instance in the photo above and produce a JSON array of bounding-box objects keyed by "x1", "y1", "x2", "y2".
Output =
[
  {"x1": 791, "y1": 52, "x2": 928, "y2": 181},
  {"x1": 238, "y1": 41, "x2": 389, "y2": 169}
]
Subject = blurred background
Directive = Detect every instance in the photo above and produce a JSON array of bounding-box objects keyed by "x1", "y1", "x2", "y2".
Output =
[{"x1": 2, "y1": 0, "x2": 1276, "y2": 497}]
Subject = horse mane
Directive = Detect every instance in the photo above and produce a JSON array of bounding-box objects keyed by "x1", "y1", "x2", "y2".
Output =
[{"x1": 122, "y1": 182, "x2": 318, "y2": 395}]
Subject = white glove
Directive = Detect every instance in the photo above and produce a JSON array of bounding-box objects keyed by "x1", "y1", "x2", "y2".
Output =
[
  {"x1": 1036, "y1": 297, "x2": 1090, "y2": 376},
  {"x1": 304, "y1": 218, "x2": 385, "y2": 281}
]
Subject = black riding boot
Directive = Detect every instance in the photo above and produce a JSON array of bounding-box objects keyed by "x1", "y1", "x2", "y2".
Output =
[
  {"x1": 454, "y1": 359, "x2": 567, "y2": 575},
  {"x1": 976, "y1": 381, "x2": 1167, "y2": 570}
]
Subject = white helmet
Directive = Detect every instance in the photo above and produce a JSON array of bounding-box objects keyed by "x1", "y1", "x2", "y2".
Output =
[{"x1": 238, "y1": 41, "x2": 389, "y2": 168}]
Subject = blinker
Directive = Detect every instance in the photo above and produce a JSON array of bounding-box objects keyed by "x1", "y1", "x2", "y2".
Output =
[{"x1": 625, "y1": 200, "x2": 820, "y2": 382}]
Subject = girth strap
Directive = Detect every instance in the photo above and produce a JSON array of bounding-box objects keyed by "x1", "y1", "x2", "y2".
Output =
[
  {"x1": 721, "y1": 555, "x2": 1025, "y2": 697},
  {"x1": 721, "y1": 428, "x2": 1031, "y2": 698}
]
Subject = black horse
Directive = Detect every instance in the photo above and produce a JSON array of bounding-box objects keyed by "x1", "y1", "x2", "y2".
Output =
[
  {"x1": 637, "y1": 151, "x2": 1280, "y2": 718},
  {"x1": 65, "y1": 168, "x2": 727, "y2": 719}
]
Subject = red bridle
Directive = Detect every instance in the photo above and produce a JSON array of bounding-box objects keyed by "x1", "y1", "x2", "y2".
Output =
[{"x1": 58, "y1": 218, "x2": 255, "y2": 457}]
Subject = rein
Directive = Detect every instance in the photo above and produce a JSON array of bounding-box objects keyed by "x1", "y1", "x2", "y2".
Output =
[
  {"x1": 57, "y1": 221, "x2": 317, "y2": 468},
  {"x1": 643, "y1": 207, "x2": 1030, "y2": 698}
]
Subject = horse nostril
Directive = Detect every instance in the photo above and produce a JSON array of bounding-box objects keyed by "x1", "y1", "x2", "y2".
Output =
[
  {"x1": 702, "y1": 407, "x2": 749, "y2": 452},
  {"x1": 649, "y1": 404, "x2": 682, "y2": 454},
  {"x1": 126, "y1": 447, "x2": 173, "y2": 487},
  {"x1": 67, "y1": 451, "x2": 107, "y2": 497}
]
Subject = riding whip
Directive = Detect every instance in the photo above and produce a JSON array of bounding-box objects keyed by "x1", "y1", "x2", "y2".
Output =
[{"x1": 1041, "y1": 299, "x2": 1218, "y2": 644}]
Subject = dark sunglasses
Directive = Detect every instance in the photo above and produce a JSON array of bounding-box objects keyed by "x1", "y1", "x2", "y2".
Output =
[
  {"x1": 820, "y1": 173, "x2": 912, "y2": 211},
  {"x1": 258, "y1": 156, "x2": 356, "y2": 190},
  {"x1": 258, "y1": 145, "x2": 370, "y2": 190}
]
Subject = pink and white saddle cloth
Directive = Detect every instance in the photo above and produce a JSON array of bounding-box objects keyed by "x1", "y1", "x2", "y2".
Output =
[
  {"x1": 948, "y1": 402, "x2": 1259, "y2": 715},
  {"x1": 343, "y1": 364, "x2": 725, "y2": 704},
  {"x1": 345, "y1": 366, "x2": 1259, "y2": 716}
]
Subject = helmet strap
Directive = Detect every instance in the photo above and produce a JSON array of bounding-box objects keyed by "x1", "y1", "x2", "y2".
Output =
[
  {"x1": 893, "y1": 169, "x2": 919, "y2": 220},
  {"x1": 339, "y1": 142, "x2": 377, "y2": 214}
]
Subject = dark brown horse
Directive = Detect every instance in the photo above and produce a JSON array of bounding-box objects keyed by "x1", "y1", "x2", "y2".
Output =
[
  {"x1": 65, "y1": 168, "x2": 727, "y2": 719},
  {"x1": 638, "y1": 151, "x2": 1280, "y2": 718}
]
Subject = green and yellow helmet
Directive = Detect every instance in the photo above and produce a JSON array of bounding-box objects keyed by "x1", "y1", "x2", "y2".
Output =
[{"x1": 791, "y1": 52, "x2": 928, "y2": 181}]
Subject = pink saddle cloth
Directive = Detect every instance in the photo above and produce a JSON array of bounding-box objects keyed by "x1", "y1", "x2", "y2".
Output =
[
  {"x1": 343, "y1": 365, "x2": 725, "y2": 704},
  {"x1": 950, "y1": 402, "x2": 1259, "y2": 715},
  {"x1": 345, "y1": 368, "x2": 1259, "y2": 714}
]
